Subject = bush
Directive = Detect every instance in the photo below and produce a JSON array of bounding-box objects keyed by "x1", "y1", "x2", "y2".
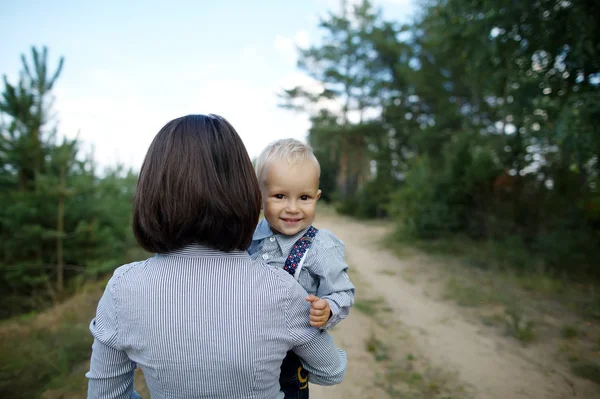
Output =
[
  {"x1": 336, "y1": 178, "x2": 395, "y2": 219},
  {"x1": 389, "y1": 156, "x2": 461, "y2": 238},
  {"x1": 389, "y1": 133, "x2": 502, "y2": 239}
]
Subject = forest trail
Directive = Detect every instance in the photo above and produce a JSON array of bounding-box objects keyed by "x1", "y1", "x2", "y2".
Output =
[{"x1": 310, "y1": 212, "x2": 599, "y2": 399}]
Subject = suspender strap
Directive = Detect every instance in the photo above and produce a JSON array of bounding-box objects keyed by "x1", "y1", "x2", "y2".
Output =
[{"x1": 283, "y1": 226, "x2": 318, "y2": 279}]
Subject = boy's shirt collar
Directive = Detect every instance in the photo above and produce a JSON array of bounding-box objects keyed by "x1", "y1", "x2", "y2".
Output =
[
  {"x1": 252, "y1": 218, "x2": 312, "y2": 252},
  {"x1": 252, "y1": 218, "x2": 274, "y2": 241}
]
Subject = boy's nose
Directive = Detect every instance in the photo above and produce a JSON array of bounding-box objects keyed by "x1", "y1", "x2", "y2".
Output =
[{"x1": 286, "y1": 202, "x2": 299, "y2": 213}]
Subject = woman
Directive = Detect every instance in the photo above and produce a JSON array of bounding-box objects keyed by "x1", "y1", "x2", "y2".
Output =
[{"x1": 86, "y1": 114, "x2": 346, "y2": 398}]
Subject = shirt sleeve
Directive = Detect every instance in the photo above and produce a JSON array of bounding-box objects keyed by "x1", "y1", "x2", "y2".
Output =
[
  {"x1": 284, "y1": 275, "x2": 347, "y2": 386},
  {"x1": 86, "y1": 276, "x2": 138, "y2": 399},
  {"x1": 312, "y1": 240, "x2": 356, "y2": 330}
]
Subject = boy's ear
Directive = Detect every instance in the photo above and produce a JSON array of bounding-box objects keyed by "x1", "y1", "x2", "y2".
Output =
[{"x1": 316, "y1": 189, "x2": 322, "y2": 200}]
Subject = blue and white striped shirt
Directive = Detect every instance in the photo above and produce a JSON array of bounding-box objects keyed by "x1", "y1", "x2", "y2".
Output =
[{"x1": 86, "y1": 244, "x2": 347, "y2": 398}]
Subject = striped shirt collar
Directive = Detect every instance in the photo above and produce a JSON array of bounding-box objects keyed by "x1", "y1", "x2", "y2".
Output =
[
  {"x1": 252, "y1": 218, "x2": 275, "y2": 241},
  {"x1": 158, "y1": 243, "x2": 249, "y2": 258},
  {"x1": 252, "y1": 218, "x2": 312, "y2": 255}
]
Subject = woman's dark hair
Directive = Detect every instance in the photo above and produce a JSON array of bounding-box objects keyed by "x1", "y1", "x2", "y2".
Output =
[{"x1": 132, "y1": 114, "x2": 261, "y2": 253}]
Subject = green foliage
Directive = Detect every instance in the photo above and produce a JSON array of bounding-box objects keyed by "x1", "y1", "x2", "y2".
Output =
[
  {"x1": 570, "y1": 361, "x2": 600, "y2": 384},
  {"x1": 391, "y1": 156, "x2": 460, "y2": 238},
  {"x1": 390, "y1": 134, "x2": 502, "y2": 239},
  {"x1": 337, "y1": 177, "x2": 395, "y2": 218},
  {"x1": 0, "y1": 47, "x2": 141, "y2": 319},
  {"x1": 561, "y1": 325, "x2": 579, "y2": 339},
  {"x1": 285, "y1": 0, "x2": 600, "y2": 280}
]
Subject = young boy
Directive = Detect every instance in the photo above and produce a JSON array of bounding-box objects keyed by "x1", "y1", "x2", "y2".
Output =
[{"x1": 248, "y1": 138, "x2": 355, "y2": 399}]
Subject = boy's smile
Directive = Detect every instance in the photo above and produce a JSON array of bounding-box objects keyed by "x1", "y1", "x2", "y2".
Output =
[
  {"x1": 261, "y1": 158, "x2": 322, "y2": 236},
  {"x1": 282, "y1": 217, "x2": 302, "y2": 224}
]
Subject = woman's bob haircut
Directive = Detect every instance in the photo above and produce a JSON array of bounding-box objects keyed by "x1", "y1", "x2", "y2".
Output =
[{"x1": 132, "y1": 114, "x2": 261, "y2": 253}]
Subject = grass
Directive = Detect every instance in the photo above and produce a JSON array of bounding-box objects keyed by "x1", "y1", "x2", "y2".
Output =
[
  {"x1": 387, "y1": 234, "x2": 544, "y2": 346},
  {"x1": 390, "y1": 234, "x2": 600, "y2": 320},
  {"x1": 570, "y1": 361, "x2": 600, "y2": 384},
  {"x1": 583, "y1": 296, "x2": 600, "y2": 320},
  {"x1": 0, "y1": 282, "x2": 104, "y2": 399},
  {"x1": 401, "y1": 269, "x2": 418, "y2": 284},
  {"x1": 365, "y1": 326, "x2": 466, "y2": 398},
  {"x1": 384, "y1": 232, "x2": 600, "y2": 392},
  {"x1": 504, "y1": 305, "x2": 535, "y2": 343},
  {"x1": 561, "y1": 325, "x2": 579, "y2": 339},
  {"x1": 365, "y1": 332, "x2": 390, "y2": 362},
  {"x1": 480, "y1": 313, "x2": 504, "y2": 327},
  {"x1": 354, "y1": 297, "x2": 387, "y2": 315},
  {"x1": 386, "y1": 232, "x2": 600, "y2": 326},
  {"x1": 355, "y1": 260, "x2": 467, "y2": 398},
  {"x1": 381, "y1": 356, "x2": 464, "y2": 399},
  {"x1": 0, "y1": 247, "x2": 151, "y2": 398},
  {"x1": 444, "y1": 277, "x2": 493, "y2": 307}
]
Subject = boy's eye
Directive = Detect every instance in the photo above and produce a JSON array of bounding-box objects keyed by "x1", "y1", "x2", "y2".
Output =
[
  {"x1": 300, "y1": 195, "x2": 310, "y2": 200},
  {"x1": 274, "y1": 194, "x2": 284, "y2": 199}
]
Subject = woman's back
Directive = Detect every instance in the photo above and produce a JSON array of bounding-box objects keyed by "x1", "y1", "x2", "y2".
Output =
[
  {"x1": 86, "y1": 114, "x2": 346, "y2": 398},
  {"x1": 88, "y1": 245, "x2": 344, "y2": 398}
]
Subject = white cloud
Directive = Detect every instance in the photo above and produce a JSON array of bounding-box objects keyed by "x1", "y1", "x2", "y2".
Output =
[
  {"x1": 279, "y1": 71, "x2": 344, "y2": 117},
  {"x1": 280, "y1": 71, "x2": 322, "y2": 93},
  {"x1": 273, "y1": 35, "x2": 297, "y2": 66},
  {"x1": 53, "y1": 68, "x2": 312, "y2": 171},
  {"x1": 294, "y1": 30, "x2": 310, "y2": 50},
  {"x1": 383, "y1": 0, "x2": 413, "y2": 5},
  {"x1": 315, "y1": 0, "x2": 417, "y2": 25},
  {"x1": 317, "y1": 0, "x2": 414, "y2": 7},
  {"x1": 241, "y1": 46, "x2": 260, "y2": 62},
  {"x1": 54, "y1": 88, "x2": 167, "y2": 171},
  {"x1": 273, "y1": 30, "x2": 311, "y2": 66},
  {"x1": 315, "y1": 0, "x2": 352, "y2": 11}
]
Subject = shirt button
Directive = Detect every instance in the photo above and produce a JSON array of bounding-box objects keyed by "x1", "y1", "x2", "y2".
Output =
[
  {"x1": 269, "y1": 237, "x2": 276, "y2": 242},
  {"x1": 262, "y1": 254, "x2": 269, "y2": 260}
]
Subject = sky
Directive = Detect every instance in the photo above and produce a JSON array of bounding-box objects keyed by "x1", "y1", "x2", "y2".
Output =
[{"x1": 1, "y1": 0, "x2": 416, "y2": 171}]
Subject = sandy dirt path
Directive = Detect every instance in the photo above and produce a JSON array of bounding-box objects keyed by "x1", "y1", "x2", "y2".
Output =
[{"x1": 311, "y1": 212, "x2": 598, "y2": 399}]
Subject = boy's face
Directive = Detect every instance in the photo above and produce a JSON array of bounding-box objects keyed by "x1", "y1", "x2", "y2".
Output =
[{"x1": 261, "y1": 158, "x2": 322, "y2": 236}]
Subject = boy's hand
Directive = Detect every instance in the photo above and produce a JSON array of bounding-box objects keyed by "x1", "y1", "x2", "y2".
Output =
[{"x1": 306, "y1": 295, "x2": 331, "y2": 327}]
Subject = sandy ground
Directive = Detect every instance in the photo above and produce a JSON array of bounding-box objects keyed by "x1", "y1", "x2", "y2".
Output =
[{"x1": 310, "y1": 212, "x2": 599, "y2": 399}]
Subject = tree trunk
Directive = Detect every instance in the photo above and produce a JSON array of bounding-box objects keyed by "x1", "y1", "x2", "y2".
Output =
[
  {"x1": 337, "y1": 135, "x2": 349, "y2": 198},
  {"x1": 56, "y1": 165, "x2": 65, "y2": 293},
  {"x1": 355, "y1": 135, "x2": 366, "y2": 190}
]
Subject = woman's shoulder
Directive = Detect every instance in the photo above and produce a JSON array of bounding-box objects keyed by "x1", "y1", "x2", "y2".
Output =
[
  {"x1": 106, "y1": 259, "x2": 150, "y2": 291},
  {"x1": 250, "y1": 259, "x2": 299, "y2": 292},
  {"x1": 252, "y1": 258, "x2": 295, "y2": 281}
]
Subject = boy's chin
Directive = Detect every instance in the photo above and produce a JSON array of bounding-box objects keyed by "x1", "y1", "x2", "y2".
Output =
[
  {"x1": 275, "y1": 222, "x2": 307, "y2": 236},
  {"x1": 282, "y1": 228, "x2": 304, "y2": 236}
]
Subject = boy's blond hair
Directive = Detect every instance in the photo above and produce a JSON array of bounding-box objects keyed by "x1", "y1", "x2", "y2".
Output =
[{"x1": 255, "y1": 138, "x2": 321, "y2": 186}]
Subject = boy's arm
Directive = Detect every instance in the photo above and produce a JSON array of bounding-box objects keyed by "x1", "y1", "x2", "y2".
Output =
[
  {"x1": 280, "y1": 269, "x2": 347, "y2": 386},
  {"x1": 313, "y1": 241, "x2": 355, "y2": 330}
]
